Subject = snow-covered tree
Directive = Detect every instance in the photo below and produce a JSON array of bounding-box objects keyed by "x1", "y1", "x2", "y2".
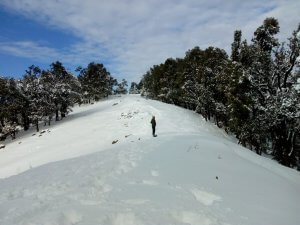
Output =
[
  {"x1": 115, "y1": 79, "x2": 128, "y2": 94},
  {"x1": 77, "y1": 62, "x2": 114, "y2": 103},
  {"x1": 0, "y1": 77, "x2": 25, "y2": 139},
  {"x1": 231, "y1": 30, "x2": 242, "y2": 62},
  {"x1": 129, "y1": 82, "x2": 140, "y2": 94},
  {"x1": 21, "y1": 65, "x2": 50, "y2": 132},
  {"x1": 50, "y1": 61, "x2": 81, "y2": 120}
]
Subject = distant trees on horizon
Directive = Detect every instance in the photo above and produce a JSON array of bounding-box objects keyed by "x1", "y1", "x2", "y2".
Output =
[{"x1": 138, "y1": 17, "x2": 300, "y2": 169}]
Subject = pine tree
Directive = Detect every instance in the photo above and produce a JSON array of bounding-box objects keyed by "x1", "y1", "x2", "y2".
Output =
[
  {"x1": 50, "y1": 61, "x2": 81, "y2": 120},
  {"x1": 231, "y1": 30, "x2": 242, "y2": 62},
  {"x1": 22, "y1": 65, "x2": 50, "y2": 132},
  {"x1": 0, "y1": 77, "x2": 24, "y2": 139},
  {"x1": 129, "y1": 82, "x2": 140, "y2": 94},
  {"x1": 266, "y1": 23, "x2": 300, "y2": 166},
  {"x1": 115, "y1": 79, "x2": 128, "y2": 94},
  {"x1": 78, "y1": 62, "x2": 112, "y2": 102}
]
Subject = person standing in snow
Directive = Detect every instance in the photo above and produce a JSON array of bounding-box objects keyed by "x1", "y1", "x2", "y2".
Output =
[{"x1": 151, "y1": 116, "x2": 156, "y2": 137}]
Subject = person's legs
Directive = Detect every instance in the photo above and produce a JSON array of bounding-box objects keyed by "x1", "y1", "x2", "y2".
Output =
[{"x1": 152, "y1": 126, "x2": 155, "y2": 136}]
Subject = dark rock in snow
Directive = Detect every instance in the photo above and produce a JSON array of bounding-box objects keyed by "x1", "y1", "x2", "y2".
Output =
[
  {"x1": 40, "y1": 130, "x2": 46, "y2": 134},
  {"x1": 125, "y1": 134, "x2": 132, "y2": 138},
  {"x1": 0, "y1": 144, "x2": 5, "y2": 149},
  {"x1": 112, "y1": 140, "x2": 118, "y2": 144},
  {"x1": 216, "y1": 176, "x2": 218, "y2": 180},
  {"x1": 112, "y1": 103, "x2": 118, "y2": 106},
  {"x1": 32, "y1": 133, "x2": 36, "y2": 136}
]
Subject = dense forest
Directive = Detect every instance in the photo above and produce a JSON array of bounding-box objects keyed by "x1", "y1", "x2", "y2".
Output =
[
  {"x1": 138, "y1": 18, "x2": 300, "y2": 169},
  {"x1": 0, "y1": 61, "x2": 128, "y2": 140}
]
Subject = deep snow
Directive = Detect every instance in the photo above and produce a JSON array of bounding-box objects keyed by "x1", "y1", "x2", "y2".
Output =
[{"x1": 0, "y1": 95, "x2": 299, "y2": 225}]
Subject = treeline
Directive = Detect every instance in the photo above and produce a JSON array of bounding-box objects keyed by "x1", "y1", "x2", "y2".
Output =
[
  {"x1": 0, "y1": 61, "x2": 128, "y2": 140},
  {"x1": 139, "y1": 18, "x2": 300, "y2": 169}
]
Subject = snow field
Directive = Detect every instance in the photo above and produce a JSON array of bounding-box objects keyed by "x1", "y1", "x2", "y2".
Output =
[{"x1": 0, "y1": 95, "x2": 300, "y2": 225}]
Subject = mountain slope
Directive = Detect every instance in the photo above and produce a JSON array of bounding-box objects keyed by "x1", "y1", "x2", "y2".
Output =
[{"x1": 0, "y1": 95, "x2": 299, "y2": 225}]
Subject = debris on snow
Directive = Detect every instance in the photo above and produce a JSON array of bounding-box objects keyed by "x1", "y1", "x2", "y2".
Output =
[
  {"x1": 112, "y1": 140, "x2": 118, "y2": 144},
  {"x1": 0, "y1": 144, "x2": 5, "y2": 149}
]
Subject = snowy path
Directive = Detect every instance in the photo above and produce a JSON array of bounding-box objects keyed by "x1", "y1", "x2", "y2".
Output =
[{"x1": 0, "y1": 95, "x2": 300, "y2": 225}]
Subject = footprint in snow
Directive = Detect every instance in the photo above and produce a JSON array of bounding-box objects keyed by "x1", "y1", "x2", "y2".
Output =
[
  {"x1": 108, "y1": 212, "x2": 141, "y2": 225},
  {"x1": 173, "y1": 211, "x2": 215, "y2": 225},
  {"x1": 151, "y1": 170, "x2": 159, "y2": 177},
  {"x1": 59, "y1": 210, "x2": 82, "y2": 225},
  {"x1": 190, "y1": 188, "x2": 222, "y2": 206},
  {"x1": 142, "y1": 179, "x2": 158, "y2": 186}
]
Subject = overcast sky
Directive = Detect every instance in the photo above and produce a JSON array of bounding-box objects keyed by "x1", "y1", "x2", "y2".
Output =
[{"x1": 0, "y1": 0, "x2": 299, "y2": 82}]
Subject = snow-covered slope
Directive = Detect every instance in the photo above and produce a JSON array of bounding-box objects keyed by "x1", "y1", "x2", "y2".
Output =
[{"x1": 0, "y1": 95, "x2": 299, "y2": 225}]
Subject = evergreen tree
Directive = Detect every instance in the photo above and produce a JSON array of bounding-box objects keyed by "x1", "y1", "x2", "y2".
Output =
[
  {"x1": 22, "y1": 65, "x2": 48, "y2": 132},
  {"x1": 78, "y1": 62, "x2": 113, "y2": 102},
  {"x1": 50, "y1": 61, "x2": 81, "y2": 120},
  {"x1": 115, "y1": 79, "x2": 128, "y2": 94},
  {"x1": 0, "y1": 77, "x2": 24, "y2": 139},
  {"x1": 231, "y1": 30, "x2": 242, "y2": 62},
  {"x1": 129, "y1": 82, "x2": 140, "y2": 94},
  {"x1": 40, "y1": 71, "x2": 57, "y2": 125},
  {"x1": 253, "y1": 17, "x2": 280, "y2": 53}
]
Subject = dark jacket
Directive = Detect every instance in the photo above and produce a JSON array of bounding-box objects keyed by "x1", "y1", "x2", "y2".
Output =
[{"x1": 151, "y1": 118, "x2": 156, "y2": 127}]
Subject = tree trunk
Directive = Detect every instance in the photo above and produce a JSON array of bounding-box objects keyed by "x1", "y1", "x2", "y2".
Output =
[
  {"x1": 56, "y1": 109, "x2": 59, "y2": 121},
  {"x1": 61, "y1": 109, "x2": 66, "y2": 118},
  {"x1": 0, "y1": 118, "x2": 4, "y2": 127},
  {"x1": 11, "y1": 130, "x2": 16, "y2": 140},
  {"x1": 22, "y1": 112, "x2": 29, "y2": 131},
  {"x1": 48, "y1": 116, "x2": 52, "y2": 126},
  {"x1": 255, "y1": 148, "x2": 262, "y2": 155},
  {"x1": 36, "y1": 119, "x2": 39, "y2": 132}
]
